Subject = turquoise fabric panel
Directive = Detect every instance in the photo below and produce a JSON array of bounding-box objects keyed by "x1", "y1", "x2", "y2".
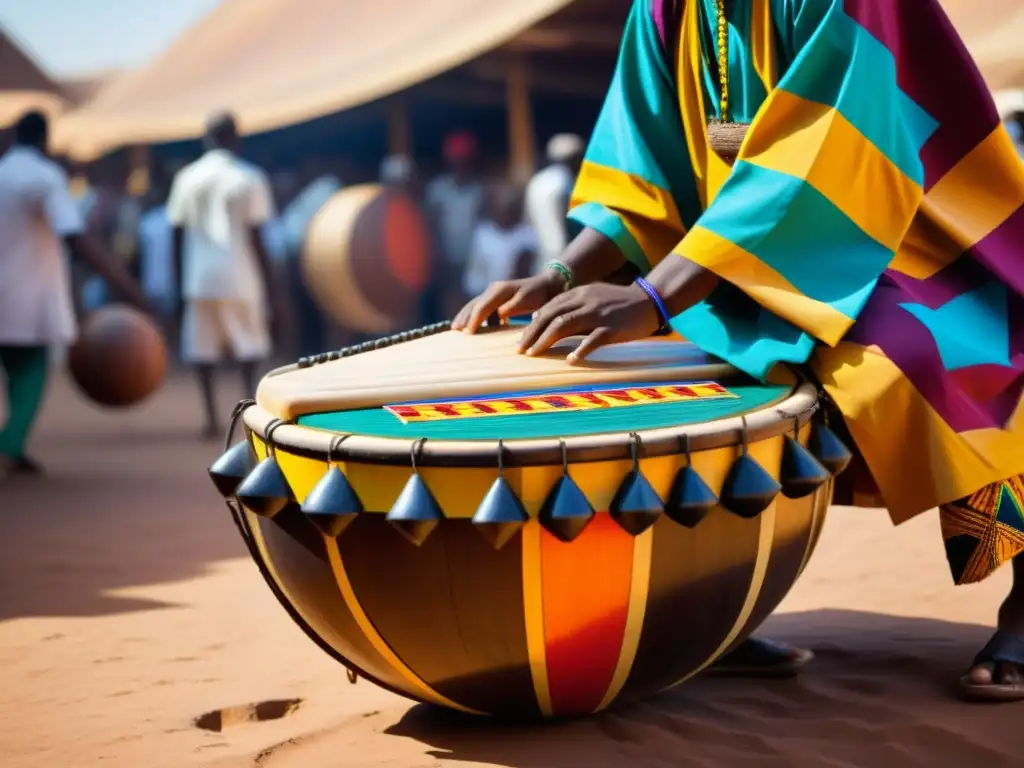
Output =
[
  {"x1": 777, "y1": 3, "x2": 932, "y2": 183},
  {"x1": 672, "y1": 288, "x2": 818, "y2": 380},
  {"x1": 568, "y1": 201, "x2": 650, "y2": 273},
  {"x1": 699, "y1": 160, "x2": 891, "y2": 320},
  {"x1": 580, "y1": 0, "x2": 703, "y2": 228}
]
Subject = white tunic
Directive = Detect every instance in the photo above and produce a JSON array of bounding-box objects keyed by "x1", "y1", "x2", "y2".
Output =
[
  {"x1": 525, "y1": 162, "x2": 574, "y2": 272},
  {"x1": 0, "y1": 146, "x2": 84, "y2": 345},
  {"x1": 462, "y1": 221, "x2": 539, "y2": 297},
  {"x1": 166, "y1": 149, "x2": 274, "y2": 305}
]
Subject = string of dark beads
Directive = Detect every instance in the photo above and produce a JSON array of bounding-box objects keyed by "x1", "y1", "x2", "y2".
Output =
[{"x1": 297, "y1": 320, "x2": 454, "y2": 369}]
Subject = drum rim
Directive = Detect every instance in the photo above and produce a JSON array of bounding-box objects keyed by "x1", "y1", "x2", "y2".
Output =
[{"x1": 241, "y1": 381, "x2": 819, "y2": 468}]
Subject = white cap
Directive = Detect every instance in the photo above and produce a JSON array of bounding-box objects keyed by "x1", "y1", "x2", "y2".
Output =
[
  {"x1": 546, "y1": 133, "x2": 584, "y2": 163},
  {"x1": 380, "y1": 155, "x2": 414, "y2": 184}
]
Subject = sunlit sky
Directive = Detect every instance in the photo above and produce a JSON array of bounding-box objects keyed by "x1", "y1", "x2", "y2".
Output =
[{"x1": 0, "y1": 0, "x2": 223, "y2": 78}]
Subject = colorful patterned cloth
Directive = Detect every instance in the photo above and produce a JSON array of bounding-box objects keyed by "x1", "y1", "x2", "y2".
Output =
[
  {"x1": 569, "y1": 0, "x2": 1024, "y2": 583},
  {"x1": 942, "y1": 476, "x2": 1024, "y2": 585}
]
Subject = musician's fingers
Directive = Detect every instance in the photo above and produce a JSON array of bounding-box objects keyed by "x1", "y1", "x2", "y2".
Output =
[
  {"x1": 567, "y1": 327, "x2": 613, "y2": 365},
  {"x1": 525, "y1": 311, "x2": 589, "y2": 357},
  {"x1": 452, "y1": 301, "x2": 474, "y2": 331},
  {"x1": 517, "y1": 297, "x2": 578, "y2": 352},
  {"x1": 466, "y1": 285, "x2": 511, "y2": 333},
  {"x1": 497, "y1": 287, "x2": 531, "y2": 320}
]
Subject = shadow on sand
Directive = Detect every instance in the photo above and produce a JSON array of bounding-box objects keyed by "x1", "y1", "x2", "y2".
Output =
[
  {"x1": 0, "y1": 374, "x2": 249, "y2": 620},
  {"x1": 376, "y1": 611, "x2": 1016, "y2": 768}
]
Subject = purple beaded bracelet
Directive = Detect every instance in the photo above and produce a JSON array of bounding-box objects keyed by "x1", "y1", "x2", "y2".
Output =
[{"x1": 634, "y1": 276, "x2": 671, "y2": 334}]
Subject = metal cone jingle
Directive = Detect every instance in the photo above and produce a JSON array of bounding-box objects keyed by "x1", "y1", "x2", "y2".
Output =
[
  {"x1": 209, "y1": 440, "x2": 256, "y2": 498},
  {"x1": 610, "y1": 468, "x2": 664, "y2": 536},
  {"x1": 539, "y1": 474, "x2": 595, "y2": 543},
  {"x1": 235, "y1": 455, "x2": 293, "y2": 518},
  {"x1": 720, "y1": 453, "x2": 781, "y2": 519},
  {"x1": 665, "y1": 464, "x2": 719, "y2": 528},
  {"x1": 472, "y1": 475, "x2": 529, "y2": 550},
  {"x1": 301, "y1": 465, "x2": 363, "y2": 537},
  {"x1": 780, "y1": 436, "x2": 830, "y2": 499},
  {"x1": 386, "y1": 473, "x2": 443, "y2": 546},
  {"x1": 809, "y1": 422, "x2": 854, "y2": 475}
]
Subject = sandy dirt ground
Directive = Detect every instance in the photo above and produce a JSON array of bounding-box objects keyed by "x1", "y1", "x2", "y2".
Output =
[{"x1": 0, "y1": 372, "x2": 1021, "y2": 768}]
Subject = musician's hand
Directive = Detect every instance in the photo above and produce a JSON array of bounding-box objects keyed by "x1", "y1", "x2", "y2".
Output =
[
  {"x1": 452, "y1": 271, "x2": 565, "y2": 333},
  {"x1": 517, "y1": 282, "x2": 661, "y2": 364}
]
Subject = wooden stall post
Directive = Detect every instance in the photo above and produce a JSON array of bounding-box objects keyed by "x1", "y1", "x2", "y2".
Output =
[
  {"x1": 505, "y1": 56, "x2": 536, "y2": 184},
  {"x1": 388, "y1": 95, "x2": 412, "y2": 157}
]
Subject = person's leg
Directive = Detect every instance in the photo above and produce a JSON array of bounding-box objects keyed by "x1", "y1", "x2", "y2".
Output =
[
  {"x1": 222, "y1": 300, "x2": 270, "y2": 400},
  {"x1": 288, "y1": 253, "x2": 324, "y2": 358},
  {"x1": 239, "y1": 361, "x2": 258, "y2": 400},
  {"x1": 0, "y1": 345, "x2": 50, "y2": 474},
  {"x1": 963, "y1": 557, "x2": 1024, "y2": 690},
  {"x1": 942, "y1": 476, "x2": 1024, "y2": 699},
  {"x1": 194, "y1": 363, "x2": 220, "y2": 440},
  {"x1": 181, "y1": 300, "x2": 224, "y2": 439}
]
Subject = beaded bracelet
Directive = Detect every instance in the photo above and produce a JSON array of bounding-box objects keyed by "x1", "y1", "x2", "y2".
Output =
[
  {"x1": 634, "y1": 276, "x2": 672, "y2": 334},
  {"x1": 545, "y1": 260, "x2": 574, "y2": 291}
]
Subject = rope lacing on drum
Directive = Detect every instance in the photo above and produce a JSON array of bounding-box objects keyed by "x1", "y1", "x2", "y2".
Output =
[
  {"x1": 217, "y1": 399, "x2": 364, "y2": 688},
  {"x1": 296, "y1": 320, "x2": 454, "y2": 369}
]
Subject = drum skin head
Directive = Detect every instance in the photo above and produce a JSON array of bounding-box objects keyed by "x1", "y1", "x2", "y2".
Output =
[
  {"x1": 302, "y1": 184, "x2": 431, "y2": 334},
  {"x1": 256, "y1": 326, "x2": 741, "y2": 421}
]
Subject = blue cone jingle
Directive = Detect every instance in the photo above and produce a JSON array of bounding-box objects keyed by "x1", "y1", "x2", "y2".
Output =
[
  {"x1": 539, "y1": 474, "x2": 595, "y2": 543},
  {"x1": 809, "y1": 422, "x2": 853, "y2": 475},
  {"x1": 720, "y1": 453, "x2": 782, "y2": 519},
  {"x1": 610, "y1": 469, "x2": 664, "y2": 536},
  {"x1": 665, "y1": 464, "x2": 719, "y2": 528},
  {"x1": 209, "y1": 440, "x2": 256, "y2": 498},
  {"x1": 302, "y1": 465, "x2": 363, "y2": 537},
  {"x1": 780, "y1": 436, "x2": 831, "y2": 499},
  {"x1": 472, "y1": 475, "x2": 529, "y2": 550},
  {"x1": 236, "y1": 456, "x2": 293, "y2": 518},
  {"x1": 386, "y1": 473, "x2": 443, "y2": 546}
]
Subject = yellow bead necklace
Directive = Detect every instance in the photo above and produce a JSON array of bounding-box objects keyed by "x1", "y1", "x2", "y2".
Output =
[{"x1": 716, "y1": 0, "x2": 729, "y2": 122}]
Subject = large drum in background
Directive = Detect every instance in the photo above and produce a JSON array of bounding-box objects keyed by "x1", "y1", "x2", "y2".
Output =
[
  {"x1": 210, "y1": 324, "x2": 851, "y2": 719},
  {"x1": 302, "y1": 184, "x2": 431, "y2": 334},
  {"x1": 69, "y1": 304, "x2": 167, "y2": 408}
]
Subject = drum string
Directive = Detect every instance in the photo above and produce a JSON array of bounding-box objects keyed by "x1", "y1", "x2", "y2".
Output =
[
  {"x1": 224, "y1": 398, "x2": 256, "y2": 453},
  {"x1": 219, "y1": 407, "x2": 370, "y2": 689},
  {"x1": 409, "y1": 437, "x2": 428, "y2": 473},
  {"x1": 327, "y1": 433, "x2": 352, "y2": 464},
  {"x1": 629, "y1": 432, "x2": 643, "y2": 468},
  {"x1": 221, "y1": 402, "x2": 263, "y2": 557},
  {"x1": 225, "y1": 497, "x2": 368, "y2": 687},
  {"x1": 295, "y1": 313, "x2": 512, "y2": 369},
  {"x1": 264, "y1": 418, "x2": 290, "y2": 460},
  {"x1": 296, "y1": 320, "x2": 454, "y2": 369},
  {"x1": 679, "y1": 432, "x2": 694, "y2": 467}
]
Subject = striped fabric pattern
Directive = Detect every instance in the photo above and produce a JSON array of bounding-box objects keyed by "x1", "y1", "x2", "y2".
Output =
[{"x1": 566, "y1": 0, "x2": 1024, "y2": 528}]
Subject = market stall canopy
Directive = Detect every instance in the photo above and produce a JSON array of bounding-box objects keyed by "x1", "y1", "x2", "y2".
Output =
[
  {"x1": 53, "y1": 0, "x2": 577, "y2": 161},
  {"x1": 0, "y1": 30, "x2": 67, "y2": 128},
  {"x1": 51, "y1": 0, "x2": 1024, "y2": 160}
]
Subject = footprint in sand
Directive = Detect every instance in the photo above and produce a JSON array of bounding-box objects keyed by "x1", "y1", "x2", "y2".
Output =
[{"x1": 193, "y1": 699, "x2": 303, "y2": 733}]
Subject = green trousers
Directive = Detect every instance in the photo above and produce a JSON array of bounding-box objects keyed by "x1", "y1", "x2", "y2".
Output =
[{"x1": 0, "y1": 345, "x2": 49, "y2": 459}]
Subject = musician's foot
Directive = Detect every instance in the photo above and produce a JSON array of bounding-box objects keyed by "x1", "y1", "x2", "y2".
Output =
[
  {"x1": 0, "y1": 454, "x2": 44, "y2": 477},
  {"x1": 706, "y1": 636, "x2": 813, "y2": 678},
  {"x1": 960, "y1": 570, "x2": 1024, "y2": 702}
]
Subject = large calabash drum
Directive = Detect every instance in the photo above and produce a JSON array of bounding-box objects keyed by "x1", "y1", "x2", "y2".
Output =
[
  {"x1": 301, "y1": 184, "x2": 431, "y2": 334},
  {"x1": 209, "y1": 323, "x2": 851, "y2": 719}
]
